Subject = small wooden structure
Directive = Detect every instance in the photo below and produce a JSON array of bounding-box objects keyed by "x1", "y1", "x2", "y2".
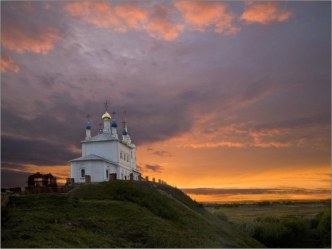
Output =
[
  {"x1": 25, "y1": 172, "x2": 64, "y2": 193},
  {"x1": 27, "y1": 172, "x2": 57, "y2": 188}
]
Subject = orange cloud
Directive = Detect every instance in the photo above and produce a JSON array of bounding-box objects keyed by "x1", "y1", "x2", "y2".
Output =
[
  {"x1": 64, "y1": 1, "x2": 122, "y2": 29},
  {"x1": 190, "y1": 141, "x2": 246, "y2": 149},
  {"x1": 249, "y1": 128, "x2": 292, "y2": 148},
  {"x1": 145, "y1": 5, "x2": 184, "y2": 41},
  {"x1": 2, "y1": 28, "x2": 61, "y2": 54},
  {"x1": 64, "y1": 2, "x2": 183, "y2": 41},
  {"x1": 241, "y1": 2, "x2": 292, "y2": 24},
  {"x1": 114, "y1": 4, "x2": 149, "y2": 29},
  {"x1": 1, "y1": 56, "x2": 20, "y2": 73},
  {"x1": 64, "y1": 1, "x2": 149, "y2": 31},
  {"x1": 145, "y1": 19, "x2": 184, "y2": 41},
  {"x1": 175, "y1": 1, "x2": 239, "y2": 35}
]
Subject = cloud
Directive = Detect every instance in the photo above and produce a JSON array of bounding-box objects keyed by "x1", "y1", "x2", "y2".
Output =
[
  {"x1": 2, "y1": 27, "x2": 61, "y2": 54},
  {"x1": 144, "y1": 164, "x2": 164, "y2": 173},
  {"x1": 1, "y1": 135, "x2": 80, "y2": 166},
  {"x1": 1, "y1": 162, "x2": 29, "y2": 171},
  {"x1": 226, "y1": 79, "x2": 277, "y2": 109},
  {"x1": 241, "y1": 2, "x2": 292, "y2": 25},
  {"x1": 175, "y1": 1, "x2": 239, "y2": 35},
  {"x1": 64, "y1": 1, "x2": 183, "y2": 41},
  {"x1": 248, "y1": 113, "x2": 331, "y2": 149},
  {"x1": 249, "y1": 128, "x2": 292, "y2": 148},
  {"x1": 167, "y1": 109, "x2": 330, "y2": 150},
  {"x1": 1, "y1": 169, "x2": 32, "y2": 188},
  {"x1": 1, "y1": 56, "x2": 20, "y2": 73},
  {"x1": 62, "y1": 1, "x2": 293, "y2": 42},
  {"x1": 64, "y1": 1, "x2": 122, "y2": 29},
  {"x1": 114, "y1": 4, "x2": 149, "y2": 29},
  {"x1": 19, "y1": 2, "x2": 34, "y2": 12},
  {"x1": 255, "y1": 113, "x2": 331, "y2": 131},
  {"x1": 152, "y1": 150, "x2": 173, "y2": 157},
  {"x1": 144, "y1": 5, "x2": 184, "y2": 41},
  {"x1": 190, "y1": 141, "x2": 246, "y2": 149}
]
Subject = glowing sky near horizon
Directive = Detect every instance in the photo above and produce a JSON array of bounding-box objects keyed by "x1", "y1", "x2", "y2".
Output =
[{"x1": 1, "y1": 1, "x2": 331, "y2": 202}]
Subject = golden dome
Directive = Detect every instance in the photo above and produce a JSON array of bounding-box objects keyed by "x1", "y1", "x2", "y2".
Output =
[{"x1": 102, "y1": 111, "x2": 111, "y2": 120}]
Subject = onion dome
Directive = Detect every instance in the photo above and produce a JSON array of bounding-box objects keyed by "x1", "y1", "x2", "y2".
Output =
[
  {"x1": 102, "y1": 111, "x2": 111, "y2": 120},
  {"x1": 122, "y1": 129, "x2": 128, "y2": 136},
  {"x1": 85, "y1": 123, "x2": 92, "y2": 130},
  {"x1": 111, "y1": 120, "x2": 118, "y2": 128}
]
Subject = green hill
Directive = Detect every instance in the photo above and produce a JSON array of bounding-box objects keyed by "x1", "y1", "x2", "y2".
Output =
[{"x1": 2, "y1": 181, "x2": 263, "y2": 248}]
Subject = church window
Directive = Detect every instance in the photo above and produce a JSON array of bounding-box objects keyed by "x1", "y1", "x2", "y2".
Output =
[
  {"x1": 120, "y1": 152, "x2": 123, "y2": 159},
  {"x1": 81, "y1": 169, "x2": 85, "y2": 178},
  {"x1": 106, "y1": 170, "x2": 109, "y2": 178}
]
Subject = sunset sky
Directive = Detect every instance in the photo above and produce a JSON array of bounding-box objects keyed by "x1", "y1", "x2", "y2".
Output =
[{"x1": 1, "y1": 1, "x2": 331, "y2": 202}]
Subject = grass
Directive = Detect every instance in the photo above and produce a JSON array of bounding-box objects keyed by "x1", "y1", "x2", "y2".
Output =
[
  {"x1": 207, "y1": 201, "x2": 331, "y2": 248},
  {"x1": 2, "y1": 181, "x2": 262, "y2": 248},
  {"x1": 206, "y1": 200, "x2": 331, "y2": 222}
]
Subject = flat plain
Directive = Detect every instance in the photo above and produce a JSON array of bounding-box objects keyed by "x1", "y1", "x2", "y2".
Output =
[{"x1": 206, "y1": 200, "x2": 331, "y2": 222}]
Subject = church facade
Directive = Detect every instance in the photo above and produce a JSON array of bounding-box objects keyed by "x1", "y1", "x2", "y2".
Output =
[{"x1": 70, "y1": 110, "x2": 140, "y2": 183}]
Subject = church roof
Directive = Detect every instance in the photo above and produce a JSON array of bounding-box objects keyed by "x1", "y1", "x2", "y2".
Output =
[{"x1": 70, "y1": 154, "x2": 118, "y2": 166}]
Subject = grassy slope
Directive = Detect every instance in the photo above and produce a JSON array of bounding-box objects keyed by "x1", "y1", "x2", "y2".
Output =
[{"x1": 2, "y1": 181, "x2": 262, "y2": 248}]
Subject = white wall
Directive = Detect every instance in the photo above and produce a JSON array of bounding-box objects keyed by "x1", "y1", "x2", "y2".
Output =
[
  {"x1": 82, "y1": 141, "x2": 119, "y2": 162},
  {"x1": 71, "y1": 161, "x2": 117, "y2": 183},
  {"x1": 118, "y1": 142, "x2": 136, "y2": 171}
]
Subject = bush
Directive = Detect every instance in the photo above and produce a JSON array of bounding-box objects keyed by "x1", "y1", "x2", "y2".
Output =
[{"x1": 235, "y1": 208, "x2": 331, "y2": 248}]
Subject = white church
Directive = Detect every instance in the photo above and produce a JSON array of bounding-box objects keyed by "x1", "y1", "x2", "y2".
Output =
[{"x1": 70, "y1": 109, "x2": 140, "y2": 183}]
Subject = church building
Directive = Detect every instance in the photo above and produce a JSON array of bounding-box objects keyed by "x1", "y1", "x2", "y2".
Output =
[{"x1": 70, "y1": 109, "x2": 140, "y2": 183}]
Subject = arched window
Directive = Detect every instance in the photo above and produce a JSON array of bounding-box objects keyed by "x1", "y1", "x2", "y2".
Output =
[{"x1": 81, "y1": 169, "x2": 85, "y2": 178}]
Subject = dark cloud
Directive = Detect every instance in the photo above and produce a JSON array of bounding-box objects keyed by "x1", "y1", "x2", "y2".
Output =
[
  {"x1": 152, "y1": 150, "x2": 173, "y2": 157},
  {"x1": 254, "y1": 113, "x2": 331, "y2": 131},
  {"x1": 1, "y1": 169, "x2": 32, "y2": 188},
  {"x1": 144, "y1": 164, "x2": 164, "y2": 173},
  {"x1": 1, "y1": 135, "x2": 80, "y2": 166},
  {"x1": 1, "y1": 162, "x2": 29, "y2": 171}
]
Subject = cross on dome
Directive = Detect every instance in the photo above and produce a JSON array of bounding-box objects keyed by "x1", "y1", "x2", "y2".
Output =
[{"x1": 102, "y1": 101, "x2": 111, "y2": 120}]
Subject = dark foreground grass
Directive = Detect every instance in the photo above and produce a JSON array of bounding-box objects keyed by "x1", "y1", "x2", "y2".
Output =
[
  {"x1": 235, "y1": 208, "x2": 331, "y2": 248},
  {"x1": 1, "y1": 181, "x2": 262, "y2": 248}
]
